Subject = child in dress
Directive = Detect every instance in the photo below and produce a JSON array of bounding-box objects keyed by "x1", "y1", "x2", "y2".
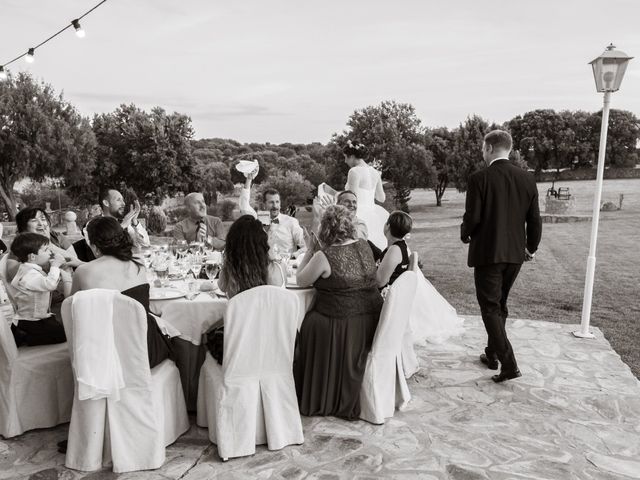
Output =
[
  {"x1": 9, "y1": 233, "x2": 71, "y2": 346},
  {"x1": 376, "y1": 211, "x2": 413, "y2": 290}
]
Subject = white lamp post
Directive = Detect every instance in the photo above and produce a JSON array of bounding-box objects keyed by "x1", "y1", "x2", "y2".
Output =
[{"x1": 574, "y1": 44, "x2": 633, "y2": 338}]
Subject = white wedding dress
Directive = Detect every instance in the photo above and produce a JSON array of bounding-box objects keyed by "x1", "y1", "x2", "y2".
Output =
[
  {"x1": 411, "y1": 268, "x2": 465, "y2": 345},
  {"x1": 344, "y1": 164, "x2": 464, "y2": 345},
  {"x1": 345, "y1": 165, "x2": 389, "y2": 251}
]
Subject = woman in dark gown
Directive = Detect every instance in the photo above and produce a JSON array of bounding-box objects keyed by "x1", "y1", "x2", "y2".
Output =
[
  {"x1": 71, "y1": 216, "x2": 173, "y2": 368},
  {"x1": 294, "y1": 205, "x2": 383, "y2": 420}
]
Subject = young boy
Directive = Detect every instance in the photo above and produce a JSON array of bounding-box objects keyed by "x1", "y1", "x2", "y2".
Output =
[
  {"x1": 376, "y1": 211, "x2": 413, "y2": 289},
  {"x1": 9, "y1": 233, "x2": 71, "y2": 346}
]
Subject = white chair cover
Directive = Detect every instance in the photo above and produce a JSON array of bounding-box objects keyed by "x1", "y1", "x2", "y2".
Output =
[
  {"x1": 196, "y1": 286, "x2": 303, "y2": 460},
  {"x1": 401, "y1": 252, "x2": 421, "y2": 378},
  {"x1": 62, "y1": 291, "x2": 189, "y2": 473},
  {"x1": 71, "y1": 289, "x2": 125, "y2": 401},
  {"x1": 360, "y1": 271, "x2": 418, "y2": 425},
  {"x1": 0, "y1": 307, "x2": 73, "y2": 438}
]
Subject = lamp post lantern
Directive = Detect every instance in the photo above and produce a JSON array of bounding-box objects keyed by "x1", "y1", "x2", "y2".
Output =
[{"x1": 574, "y1": 44, "x2": 633, "y2": 338}]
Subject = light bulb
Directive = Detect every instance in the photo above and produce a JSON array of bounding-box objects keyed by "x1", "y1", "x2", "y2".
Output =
[
  {"x1": 603, "y1": 71, "x2": 615, "y2": 88},
  {"x1": 25, "y1": 48, "x2": 35, "y2": 63},
  {"x1": 0, "y1": 66, "x2": 6, "y2": 81},
  {"x1": 72, "y1": 19, "x2": 85, "y2": 38}
]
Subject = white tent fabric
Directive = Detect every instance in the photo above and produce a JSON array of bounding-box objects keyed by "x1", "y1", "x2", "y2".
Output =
[
  {"x1": 62, "y1": 292, "x2": 189, "y2": 473},
  {"x1": 196, "y1": 285, "x2": 303, "y2": 461},
  {"x1": 360, "y1": 271, "x2": 418, "y2": 425},
  {"x1": 0, "y1": 308, "x2": 73, "y2": 438}
]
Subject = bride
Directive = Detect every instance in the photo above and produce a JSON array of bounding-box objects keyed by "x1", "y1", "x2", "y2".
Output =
[{"x1": 343, "y1": 141, "x2": 389, "y2": 250}]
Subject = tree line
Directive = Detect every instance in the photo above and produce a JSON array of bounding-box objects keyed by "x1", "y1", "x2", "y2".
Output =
[{"x1": 1, "y1": 73, "x2": 638, "y2": 218}]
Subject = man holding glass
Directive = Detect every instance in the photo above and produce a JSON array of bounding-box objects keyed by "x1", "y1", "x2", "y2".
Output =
[
  {"x1": 172, "y1": 192, "x2": 226, "y2": 250},
  {"x1": 239, "y1": 172, "x2": 305, "y2": 258}
]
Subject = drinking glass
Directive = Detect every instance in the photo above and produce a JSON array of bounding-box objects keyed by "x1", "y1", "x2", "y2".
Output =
[
  {"x1": 175, "y1": 240, "x2": 188, "y2": 258},
  {"x1": 154, "y1": 265, "x2": 169, "y2": 287},
  {"x1": 190, "y1": 257, "x2": 203, "y2": 279},
  {"x1": 190, "y1": 242, "x2": 204, "y2": 255},
  {"x1": 205, "y1": 262, "x2": 220, "y2": 280}
]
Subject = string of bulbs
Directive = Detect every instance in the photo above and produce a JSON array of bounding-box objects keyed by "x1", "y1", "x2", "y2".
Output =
[{"x1": 0, "y1": 0, "x2": 108, "y2": 81}]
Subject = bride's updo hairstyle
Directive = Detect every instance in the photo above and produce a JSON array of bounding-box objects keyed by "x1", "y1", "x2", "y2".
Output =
[
  {"x1": 87, "y1": 216, "x2": 139, "y2": 265},
  {"x1": 342, "y1": 139, "x2": 367, "y2": 159}
]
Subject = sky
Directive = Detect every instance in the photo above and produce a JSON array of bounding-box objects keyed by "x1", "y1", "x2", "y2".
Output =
[{"x1": 1, "y1": 0, "x2": 640, "y2": 144}]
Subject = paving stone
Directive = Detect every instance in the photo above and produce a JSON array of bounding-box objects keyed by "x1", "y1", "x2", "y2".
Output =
[{"x1": 2, "y1": 317, "x2": 640, "y2": 479}]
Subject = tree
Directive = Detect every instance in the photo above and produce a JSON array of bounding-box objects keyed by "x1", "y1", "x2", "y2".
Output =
[
  {"x1": 257, "y1": 171, "x2": 314, "y2": 211},
  {"x1": 588, "y1": 109, "x2": 640, "y2": 167},
  {"x1": 0, "y1": 73, "x2": 96, "y2": 218},
  {"x1": 424, "y1": 127, "x2": 454, "y2": 206},
  {"x1": 89, "y1": 104, "x2": 195, "y2": 203},
  {"x1": 507, "y1": 109, "x2": 585, "y2": 173},
  {"x1": 191, "y1": 160, "x2": 234, "y2": 205},
  {"x1": 449, "y1": 115, "x2": 492, "y2": 192},
  {"x1": 337, "y1": 101, "x2": 434, "y2": 210}
]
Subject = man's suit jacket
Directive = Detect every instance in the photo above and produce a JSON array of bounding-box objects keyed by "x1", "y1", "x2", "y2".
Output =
[{"x1": 461, "y1": 159, "x2": 542, "y2": 268}]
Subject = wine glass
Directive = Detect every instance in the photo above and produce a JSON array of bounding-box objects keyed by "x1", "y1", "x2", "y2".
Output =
[
  {"x1": 154, "y1": 263, "x2": 169, "y2": 287},
  {"x1": 190, "y1": 256, "x2": 203, "y2": 280},
  {"x1": 205, "y1": 262, "x2": 220, "y2": 280},
  {"x1": 175, "y1": 240, "x2": 188, "y2": 258}
]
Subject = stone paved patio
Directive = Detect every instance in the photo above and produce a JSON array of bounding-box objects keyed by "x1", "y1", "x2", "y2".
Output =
[{"x1": 2, "y1": 316, "x2": 640, "y2": 480}]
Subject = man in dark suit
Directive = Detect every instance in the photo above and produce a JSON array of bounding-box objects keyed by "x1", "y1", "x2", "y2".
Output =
[{"x1": 461, "y1": 130, "x2": 542, "y2": 382}]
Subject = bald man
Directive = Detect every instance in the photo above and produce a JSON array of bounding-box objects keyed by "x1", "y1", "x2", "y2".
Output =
[{"x1": 172, "y1": 193, "x2": 225, "y2": 249}]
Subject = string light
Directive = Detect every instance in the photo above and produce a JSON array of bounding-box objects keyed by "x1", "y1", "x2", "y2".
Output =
[
  {"x1": 0, "y1": 0, "x2": 107, "y2": 81},
  {"x1": 72, "y1": 19, "x2": 85, "y2": 38},
  {"x1": 25, "y1": 48, "x2": 35, "y2": 63}
]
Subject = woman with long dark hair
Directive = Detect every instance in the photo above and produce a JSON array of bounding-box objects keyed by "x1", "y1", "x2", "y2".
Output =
[
  {"x1": 218, "y1": 215, "x2": 285, "y2": 298},
  {"x1": 206, "y1": 215, "x2": 285, "y2": 363},
  {"x1": 71, "y1": 216, "x2": 173, "y2": 368}
]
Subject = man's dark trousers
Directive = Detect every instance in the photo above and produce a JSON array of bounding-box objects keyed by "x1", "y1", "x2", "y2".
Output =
[{"x1": 474, "y1": 263, "x2": 521, "y2": 372}]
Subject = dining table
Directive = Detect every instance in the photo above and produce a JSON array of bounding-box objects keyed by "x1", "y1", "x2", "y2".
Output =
[{"x1": 150, "y1": 277, "x2": 315, "y2": 410}]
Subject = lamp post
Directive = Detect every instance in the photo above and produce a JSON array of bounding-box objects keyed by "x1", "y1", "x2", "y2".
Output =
[{"x1": 574, "y1": 44, "x2": 633, "y2": 338}]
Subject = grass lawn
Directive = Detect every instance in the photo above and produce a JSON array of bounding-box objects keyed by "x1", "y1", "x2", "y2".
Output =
[{"x1": 409, "y1": 179, "x2": 640, "y2": 379}]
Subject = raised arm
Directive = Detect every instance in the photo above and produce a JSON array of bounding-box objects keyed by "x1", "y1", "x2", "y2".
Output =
[{"x1": 239, "y1": 174, "x2": 258, "y2": 219}]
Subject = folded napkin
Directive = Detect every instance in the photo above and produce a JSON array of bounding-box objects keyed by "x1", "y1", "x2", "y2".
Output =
[{"x1": 72, "y1": 289, "x2": 125, "y2": 401}]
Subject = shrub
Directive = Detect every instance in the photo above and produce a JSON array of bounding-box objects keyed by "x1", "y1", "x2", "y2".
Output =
[
  {"x1": 215, "y1": 199, "x2": 236, "y2": 221},
  {"x1": 146, "y1": 206, "x2": 168, "y2": 234},
  {"x1": 19, "y1": 186, "x2": 74, "y2": 211},
  {"x1": 165, "y1": 205, "x2": 189, "y2": 224}
]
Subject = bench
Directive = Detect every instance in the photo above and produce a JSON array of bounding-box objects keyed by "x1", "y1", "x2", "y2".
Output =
[{"x1": 557, "y1": 187, "x2": 571, "y2": 200}]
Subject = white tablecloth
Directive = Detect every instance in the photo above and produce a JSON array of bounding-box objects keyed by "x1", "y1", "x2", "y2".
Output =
[
  {"x1": 149, "y1": 280, "x2": 315, "y2": 410},
  {"x1": 150, "y1": 281, "x2": 315, "y2": 345}
]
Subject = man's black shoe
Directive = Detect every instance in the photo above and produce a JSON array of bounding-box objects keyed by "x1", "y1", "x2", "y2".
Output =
[
  {"x1": 480, "y1": 353, "x2": 499, "y2": 370},
  {"x1": 491, "y1": 369, "x2": 522, "y2": 383}
]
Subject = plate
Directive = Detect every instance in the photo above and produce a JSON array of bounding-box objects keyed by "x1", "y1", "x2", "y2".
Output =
[
  {"x1": 235, "y1": 160, "x2": 259, "y2": 175},
  {"x1": 286, "y1": 279, "x2": 311, "y2": 290},
  {"x1": 213, "y1": 288, "x2": 227, "y2": 298},
  {"x1": 149, "y1": 288, "x2": 186, "y2": 300}
]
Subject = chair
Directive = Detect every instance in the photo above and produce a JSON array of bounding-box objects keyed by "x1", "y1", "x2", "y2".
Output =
[
  {"x1": 408, "y1": 251, "x2": 419, "y2": 273},
  {"x1": 401, "y1": 252, "x2": 421, "y2": 378},
  {"x1": 0, "y1": 304, "x2": 73, "y2": 438},
  {"x1": 196, "y1": 286, "x2": 303, "y2": 461},
  {"x1": 61, "y1": 291, "x2": 189, "y2": 473},
  {"x1": 360, "y1": 271, "x2": 418, "y2": 425}
]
